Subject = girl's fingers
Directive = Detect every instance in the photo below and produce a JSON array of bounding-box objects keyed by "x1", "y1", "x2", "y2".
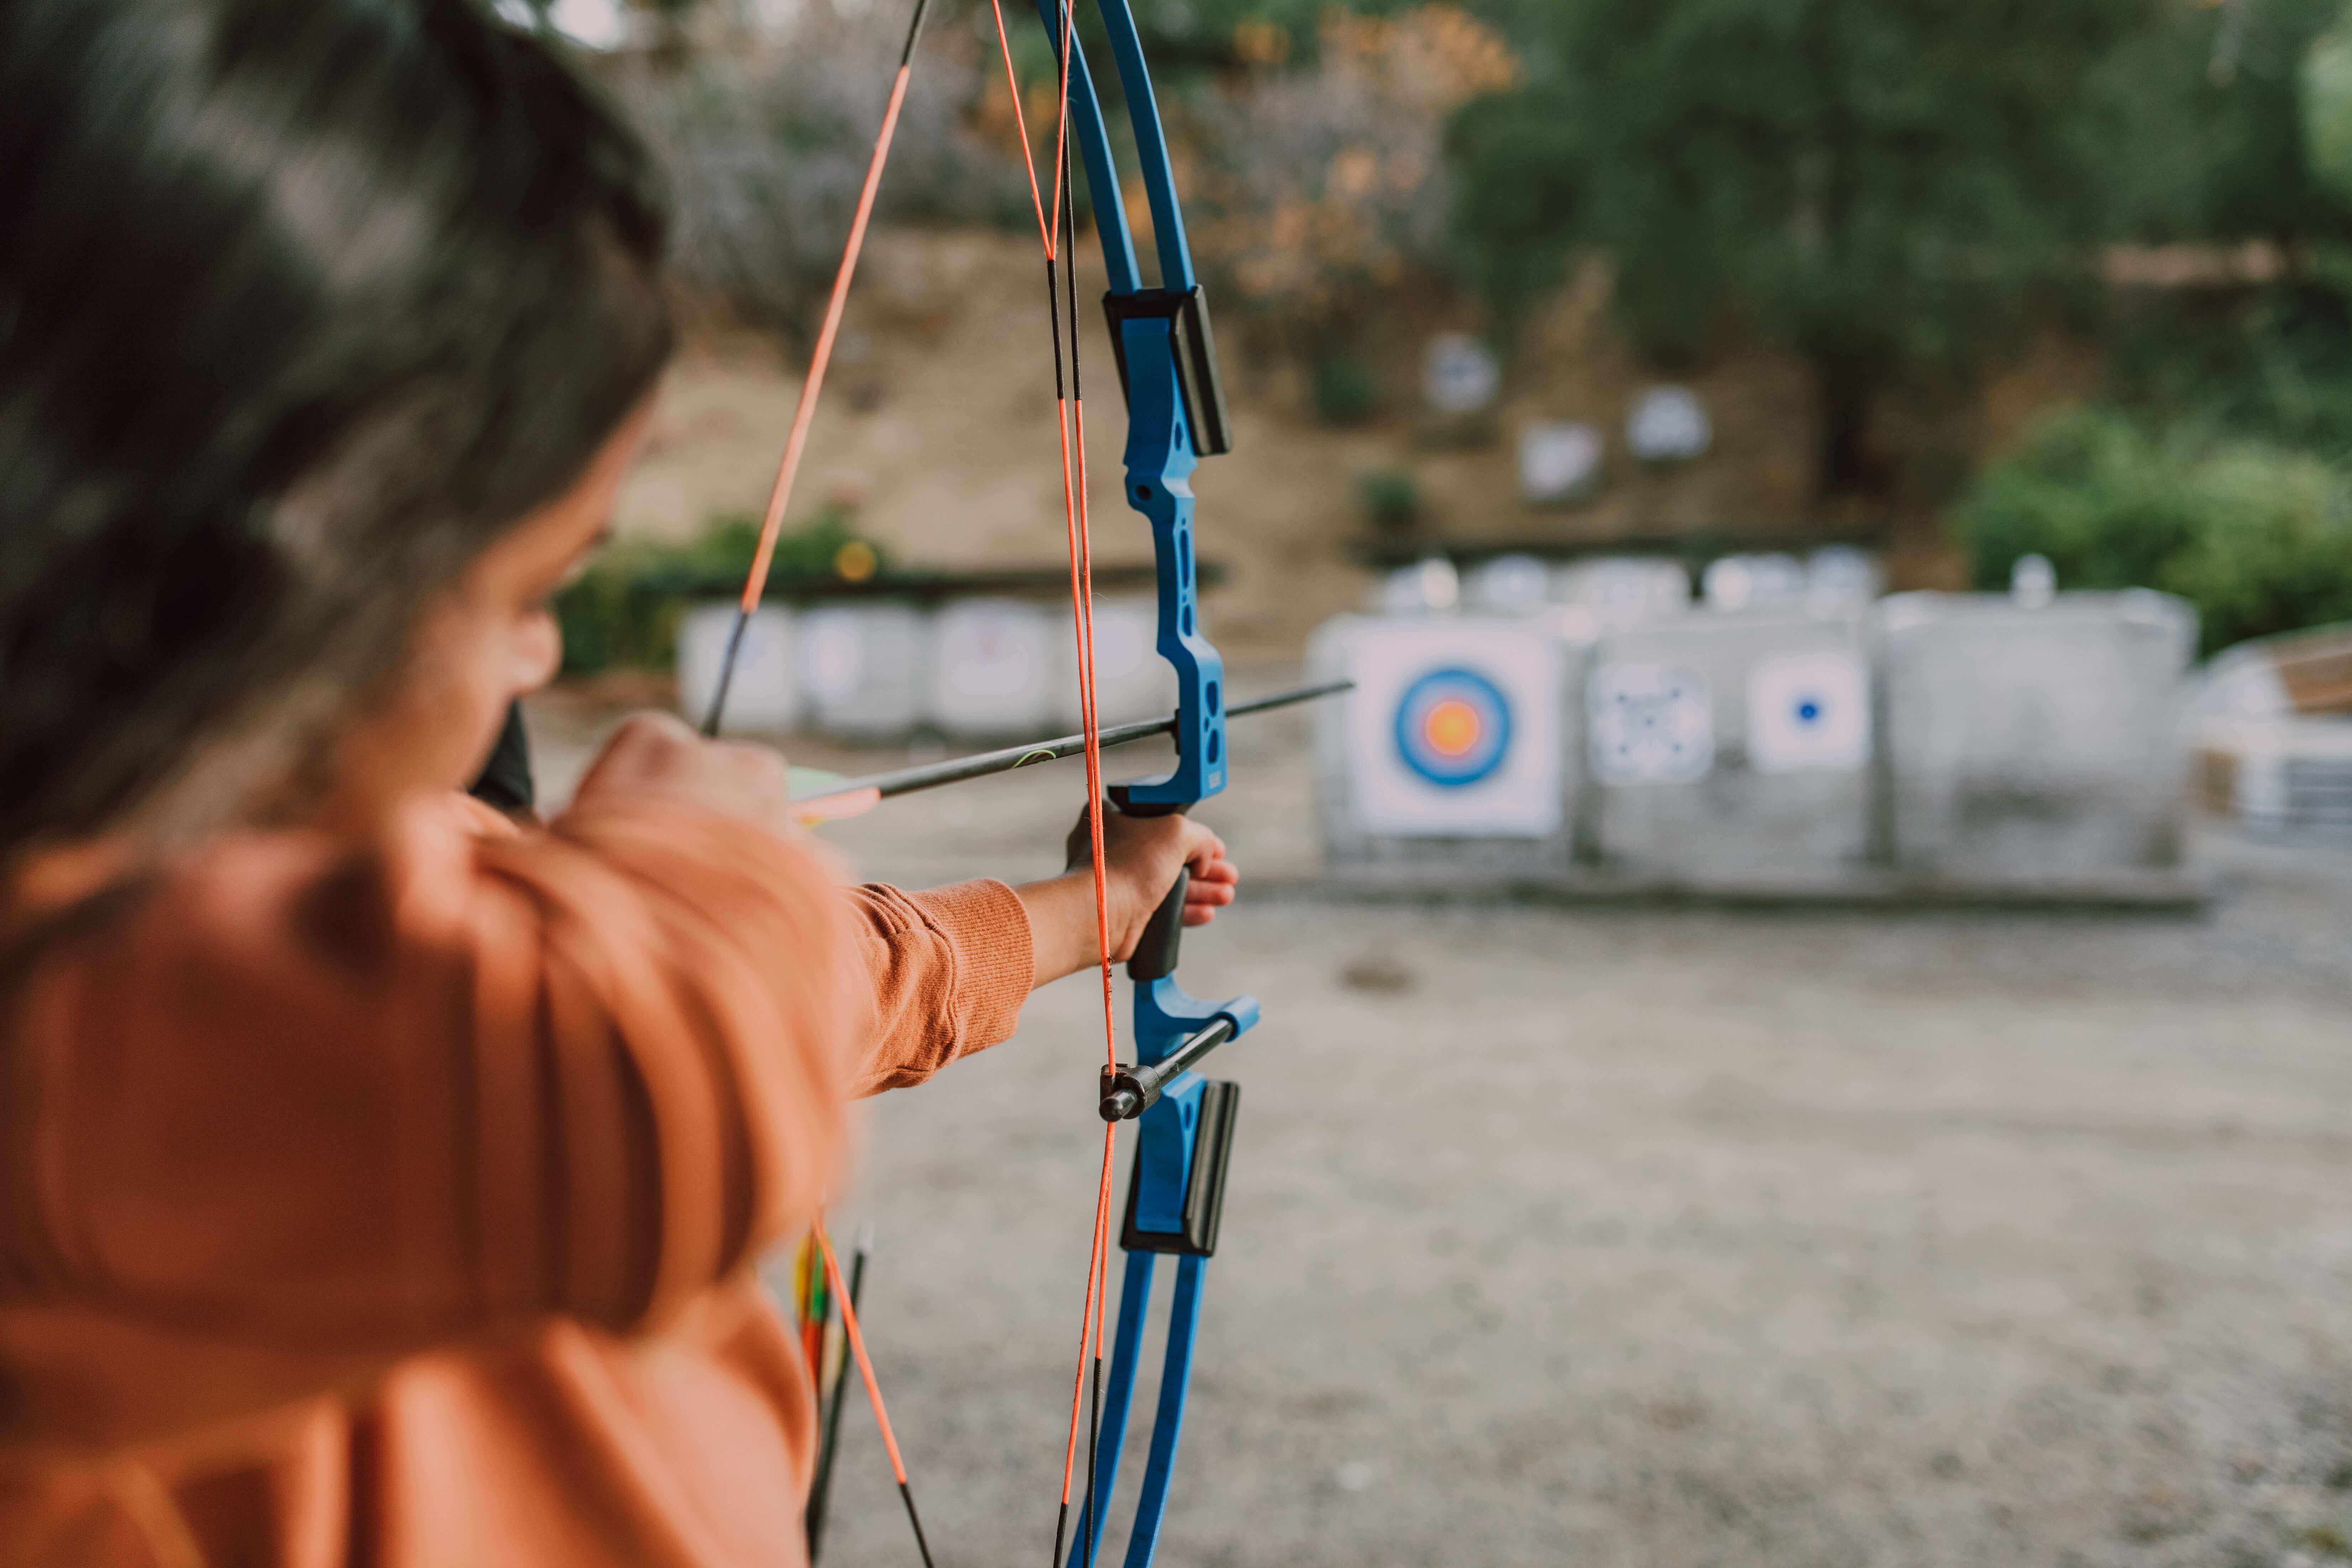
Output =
[
  {"x1": 1180, "y1": 858, "x2": 1238, "y2": 927},
  {"x1": 1183, "y1": 873, "x2": 1237, "y2": 905},
  {"x1": 1180, "y1": 884, "x2": 1234, "y2": 922},
  {"x1": 1174, "y1": 820, "x2": 1227, "y2": 871},
  {"x1": 1188, "y1": 856, "x2": 1239, "y2": 887}
]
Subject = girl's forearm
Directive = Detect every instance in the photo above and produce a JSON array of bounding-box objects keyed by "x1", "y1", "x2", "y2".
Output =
[{"x1": 1013, "y1": 871, "x2": 1111, "y2": 989}]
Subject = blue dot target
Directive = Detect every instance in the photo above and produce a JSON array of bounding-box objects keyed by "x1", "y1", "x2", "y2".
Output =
[{"x1": 1393, "y1": 667, "x2": 1513, "y2": 787}]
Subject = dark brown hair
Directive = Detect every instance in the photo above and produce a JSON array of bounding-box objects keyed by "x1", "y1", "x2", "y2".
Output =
[{"x1": 0, "y1": 0, "x2": 674, "y2": 849}]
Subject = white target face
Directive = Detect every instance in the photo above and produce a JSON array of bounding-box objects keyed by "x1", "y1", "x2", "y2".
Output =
[
  {"x1": 798, "y1": 609, "x2": 866, "y2": 705},
  {"x1": 928, "y1": 599, "x2": 1053, "y2": 736},
  {"x1": 1587, "y1": 662, "x2": 1713, "y2": 785},
  {"x1": 1320, "y1": 617, "x2": 1566, "y2": 838},
  {"x1": 1746, "y1": 649, "x2": 1870, "y2": 774}
]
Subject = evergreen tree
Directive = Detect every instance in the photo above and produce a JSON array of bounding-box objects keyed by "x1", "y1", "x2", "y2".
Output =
[{"x1": 1452, "y1": 0, "x2": 2155, "y2": 501}]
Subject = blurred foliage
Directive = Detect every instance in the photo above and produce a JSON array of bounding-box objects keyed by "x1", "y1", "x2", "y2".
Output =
[
  {"x1": 2302, "y1": 4, "x2": 2352, "y2": 203},
  {"x1": 1127, "y1": 0, "x2": 1331, "y2": 68},
  {"x1": 2090, "y1": 0, "x2": 2352, "y2": 508},
  {"x1": 1447, "y1": 0, "x2": 2157, "y2": 500},
  {"x1": 1313, "y1": 354, "x2": 1383, "y2": 424},
  {"x1": 1187, "y1": 6, "x2": 1518, "y2": 357},
  {"x1": 614, "y1": 9, "x2": 1026, "y2": 339},
  {"x1": 555, "y1": 510, "x2": 886, "y2": 674},
  {"x1": 1444, "y1": 72, "x2": 1577, "y2": 340},
  {"x1": 1954, "y1": 406, "x2": 2352, "y2": 653},
  {"x1": 2109, "y1": 279, "x2": 2352, "y2": 458},
  {"x1": 2305, "y1": 22, "x2": 2352, "y2": 207},
  {"x1": 1357, "y1": 467, "x2": 1424, "y2": 531},
  {"x1": 2091, "y1": 0, "x2": 2352, "y2": 242}
]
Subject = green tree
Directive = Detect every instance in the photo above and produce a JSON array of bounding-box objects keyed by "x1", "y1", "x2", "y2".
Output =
[
  {"x1": 1451, "y1": 0, "x2": 2155, "y2": 502},
  {"x1": 2091, "y1": 1, "x2": 2352, "y2": 457}
]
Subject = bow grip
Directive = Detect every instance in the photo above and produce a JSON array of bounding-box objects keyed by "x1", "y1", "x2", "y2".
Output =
[{"x1": 1109, "y1": 786, "x2": 1191, "y2": 980}]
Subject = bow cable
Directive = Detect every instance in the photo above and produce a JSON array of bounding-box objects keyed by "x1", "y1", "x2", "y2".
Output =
[
  {"x1": 1059, "y1": 107, "x2": 1121, "y2": 1568},
  {"x1": 704, "y1": 0, "x2": 936, "y2": 736}
]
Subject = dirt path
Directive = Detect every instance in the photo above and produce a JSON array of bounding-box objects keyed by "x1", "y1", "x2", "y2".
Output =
[{"x1": 528, "y1": 694, "x2": 2352, "y2": 1567}]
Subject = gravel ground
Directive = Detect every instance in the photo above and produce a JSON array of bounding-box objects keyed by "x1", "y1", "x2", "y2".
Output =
[{"x1": 527, "y1": 692, "x2": 2352, "y2": 1568}]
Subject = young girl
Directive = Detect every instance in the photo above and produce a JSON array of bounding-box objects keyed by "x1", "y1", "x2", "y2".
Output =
[{"x1": 0, "y1": 2, "x2": 1237, "y2": 1563}]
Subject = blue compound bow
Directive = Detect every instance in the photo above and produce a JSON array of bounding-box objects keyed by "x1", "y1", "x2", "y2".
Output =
[
  {"x1": 708, "y1": 1, "x2": 1332, "y2": 1559},
  {"x1": 1023, "y1": 5, "x2": 1262, "y2": 1565}
]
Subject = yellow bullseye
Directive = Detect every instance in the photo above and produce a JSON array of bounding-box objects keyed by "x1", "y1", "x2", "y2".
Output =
[{"x1": 1422, "y1": 698, "x2": 1483, "y2": 757}]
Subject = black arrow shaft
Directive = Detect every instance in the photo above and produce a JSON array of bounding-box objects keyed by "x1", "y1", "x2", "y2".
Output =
[{"x1": 796, "y1": 678, "x2": 1351, "y2": 803}]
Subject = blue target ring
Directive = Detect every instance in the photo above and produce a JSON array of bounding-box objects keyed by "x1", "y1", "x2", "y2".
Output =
[{"x1": 1393, "y1": 667, "x2": 1513, "y2": 787}]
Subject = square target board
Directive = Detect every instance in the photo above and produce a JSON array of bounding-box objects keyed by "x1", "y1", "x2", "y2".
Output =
[{"x1": 1327, "y1": 616, "x2": 1565, "y2": 837}]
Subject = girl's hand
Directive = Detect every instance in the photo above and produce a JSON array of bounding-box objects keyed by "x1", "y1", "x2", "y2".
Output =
[
  {"x1": 1018, "y1": 806, "x2": 1239, "y2": 990},
  {"x1": 570, "y1": 713, "x2": 796, "y2": 834},
  {"x1": 1064, "y1": 808, "x2": 1238, "y2": 939}
]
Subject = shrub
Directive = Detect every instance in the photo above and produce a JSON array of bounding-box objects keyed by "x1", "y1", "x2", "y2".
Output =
[
  {"x1": 2164, "y1": 443, "x2": 2352, "y2": 652},
  {"x1": 1313, "y1": 355, "x2": 1383, "y2": 425},
  {"x1": 1955, "y1": 408, "x2": 2203, "y2": 594},
  {"x1": 1953, "y1": 405, "x2": 2352, "y2": 653},
  {"x1": 1358, "y1": 467, "x2": 1424, "y2": 531}
]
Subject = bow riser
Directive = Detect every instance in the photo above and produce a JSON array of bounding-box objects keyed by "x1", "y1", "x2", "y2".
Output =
[
  {"x1": 1117, "y1": 340, "x2": 1225, "y2": 806},
  {"x1": 1032, "y1": 0, "x2": 1229, "y2": 807}
]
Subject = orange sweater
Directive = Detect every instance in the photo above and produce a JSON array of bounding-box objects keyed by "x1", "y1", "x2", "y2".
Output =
[{"x1": 0, "y1": 795, "x2": 1033, "y2": 1567}]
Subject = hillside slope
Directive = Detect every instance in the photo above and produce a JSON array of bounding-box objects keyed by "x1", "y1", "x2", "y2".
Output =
[{"x1": 615, "y1": 226, "x2": 2052, "y2": 656}]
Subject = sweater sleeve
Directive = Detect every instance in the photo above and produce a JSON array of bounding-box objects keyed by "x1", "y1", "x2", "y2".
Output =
[
  {"x1": 2, "y1": 797, "x2": 861, "y2": 1362},
  {"x1": 839, "y1": 878, "x2": 1034, "y2": 1096}
]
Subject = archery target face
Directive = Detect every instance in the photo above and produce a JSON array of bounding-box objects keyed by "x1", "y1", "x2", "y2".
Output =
[
  {"x1": 798, "y1": 609, "x2": 866, "y2": 705},
  {"x1": 1747, "y1": 648, "x2": 1870, "y2": 773},
  {"x1": 1334, "y1": 618, "x2": 1563, "y2": 837},
  {"x1": 797, "y1": 603, "x2": 928, "y2": 737},
  {"x1": 1587, "y1": 662, "x2": 1712, "y2": 785},
  {"x1": 1394, "y1": 669, "x2": 1513, "y2": 785},
  {"x1": 927, "y1": 598, "x2": 1054, "y2": 736}
]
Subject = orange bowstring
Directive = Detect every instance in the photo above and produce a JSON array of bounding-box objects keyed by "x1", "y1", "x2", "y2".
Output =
[
  {"x1": 721, "y1": 12, "x2": 939, "y2": 1558},
  {"x1": 1057, "y1": 391, "x2": 1120, "y2": 1522},
  {"x1": 815, "y1": 1222, "x2": 937, "y2": 1568},
  {"x1": 814, "y1": 1224, "x2": 910, "y2": 1485},
  {"x1": 734, "y1": 35, "x2": 921, "y2": 618},
  {"x1": 983, "y1": 0, "x2": 1124, "y2": 1533}
]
